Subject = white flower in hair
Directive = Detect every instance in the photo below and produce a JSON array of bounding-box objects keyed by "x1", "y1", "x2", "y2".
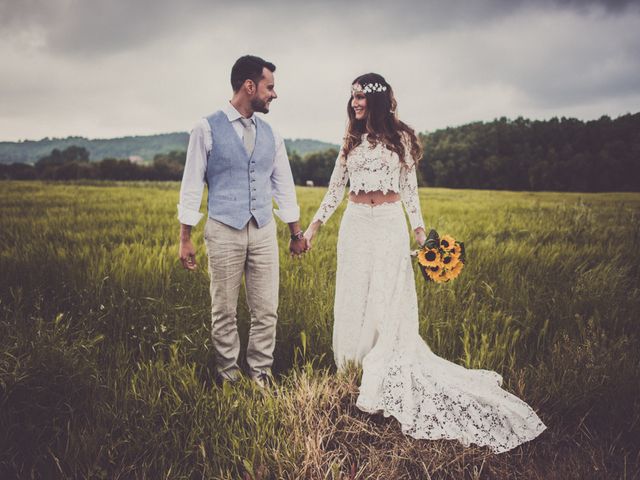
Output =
[{"x1": 352, "y1": 81, "x2": 388, "y2": 94}]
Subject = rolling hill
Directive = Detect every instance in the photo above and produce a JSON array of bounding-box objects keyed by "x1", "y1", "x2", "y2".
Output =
[{"x1": 0, "y1": 133, "x2": 339, "y2": 164}]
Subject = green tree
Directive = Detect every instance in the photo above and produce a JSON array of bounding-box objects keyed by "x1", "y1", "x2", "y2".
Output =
[{"x1": 302, "y1": 149, "x2": 338, "y2": 186}]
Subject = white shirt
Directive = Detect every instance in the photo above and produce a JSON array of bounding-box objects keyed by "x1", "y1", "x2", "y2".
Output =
[{"x1": 177, "y1": 103, "x2": 300, "y2": 226}]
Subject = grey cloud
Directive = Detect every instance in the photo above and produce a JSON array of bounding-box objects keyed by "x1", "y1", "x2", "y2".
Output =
[
  {"x1": 521, "y1": 50, "x2": 640, "y2": 108},
  {"x1": 2, "y1": 0, "x2": 638, "y2": 58},
  {"x1": 553, "y1": 0, "x2": 640, "y2": 13},
  {"x1": 0, "y1": 0, "x2": 212, "y2": 56},
  {"x1": 411, "y1": 1, "x2": 640, "y2": 112},
  {"x1": 0, "y1": 0, "x2": 66, "y2": 29},
  {"x1": 508, "y1": 22, "x2": 640, "y2": 108},
  {"x1": 1, "y1": 0, "x2": 639, "y2": 141}
]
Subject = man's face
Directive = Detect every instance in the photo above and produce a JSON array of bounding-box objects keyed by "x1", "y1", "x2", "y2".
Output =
[{"x1": 250, "y1": 67, "x2": 277, "y2": 114}]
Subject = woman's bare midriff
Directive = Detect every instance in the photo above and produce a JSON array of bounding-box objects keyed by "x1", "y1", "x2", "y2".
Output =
[{"x1": 349, "y1": 190, "x2": 400, "y2": 206}]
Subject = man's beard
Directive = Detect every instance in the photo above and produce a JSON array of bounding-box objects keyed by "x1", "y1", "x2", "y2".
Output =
[{"x1": 251, "y1": 97, "x2": 269, "y2": 114}]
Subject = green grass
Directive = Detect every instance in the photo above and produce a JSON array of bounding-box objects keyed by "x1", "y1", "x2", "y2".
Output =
[{"x1": 1, "y1": 181, "x2": 639, "y2": 479}]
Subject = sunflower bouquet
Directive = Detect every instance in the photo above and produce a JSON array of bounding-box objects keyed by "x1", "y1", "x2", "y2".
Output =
[{"x1": 415, "y1": 229, "x2": 466, "y2": 283}]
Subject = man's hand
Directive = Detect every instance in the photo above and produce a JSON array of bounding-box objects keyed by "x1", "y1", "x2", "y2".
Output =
[
  {"x1": 289, "y1": 237, "x2": 307, "y2": 257},
  {"x1": 287, "y1": 220, "x2": 309, "y2": 257},
  {"x1": 179, "y1": 239, "x2": 197, "y2": 270},
  {"x1": 179, "y1": 224, "x2": 197, "y2": 270}
]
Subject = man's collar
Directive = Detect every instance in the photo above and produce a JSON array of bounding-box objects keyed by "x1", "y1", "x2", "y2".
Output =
[{"x1": 225, "y1": 102, "x2": 254, "y2": 123}]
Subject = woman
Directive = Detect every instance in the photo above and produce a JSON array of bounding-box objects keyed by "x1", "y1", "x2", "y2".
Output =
[{"x1": 304, "y1": 73, "x2": 546, "y2": 453}]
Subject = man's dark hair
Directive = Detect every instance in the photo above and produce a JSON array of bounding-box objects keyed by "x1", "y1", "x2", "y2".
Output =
[{"x1": 231, "y1": 55, "x2": 276, "y2": 92}]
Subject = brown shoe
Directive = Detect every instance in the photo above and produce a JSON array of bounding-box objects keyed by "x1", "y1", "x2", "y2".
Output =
[
  {"x1": 215, "y1": 371, "x2": 241, "y2": 388},
  {"x1": 252, "y1": 372, "x2": 274, "y2": 389}
]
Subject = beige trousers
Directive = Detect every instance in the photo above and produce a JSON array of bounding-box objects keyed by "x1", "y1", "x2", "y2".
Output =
[{"x1": 203, "y1": 217, "x2": 279, "y2": 380}]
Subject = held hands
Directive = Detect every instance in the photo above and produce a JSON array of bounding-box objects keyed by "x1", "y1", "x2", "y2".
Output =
[
  {"x1": 289, "y1": 220, "x2": 318, "y2": 257},
  {"x1": 289, "y1": 221, "x2": 311, "y2": 257},
  {"x1": 289, "y1": 236, "x2": 309, "y2": 257}
]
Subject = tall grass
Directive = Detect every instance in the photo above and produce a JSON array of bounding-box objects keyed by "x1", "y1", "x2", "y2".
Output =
[{"x1": 1, "y1": 181, "x2": 639, "y2": 479}]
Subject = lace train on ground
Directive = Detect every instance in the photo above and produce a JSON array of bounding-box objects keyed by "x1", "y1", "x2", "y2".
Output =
[{"x1": 334, "y1": 201, "x2": 546, "y2": 453}]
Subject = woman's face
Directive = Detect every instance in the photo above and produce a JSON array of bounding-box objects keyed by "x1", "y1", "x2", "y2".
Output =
[{"x1": 351, "y1": 85, "x2": 368, "y2": 120}]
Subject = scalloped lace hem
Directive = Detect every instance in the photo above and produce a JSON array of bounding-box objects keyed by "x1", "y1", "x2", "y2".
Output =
[{"x1": 355, "y1": 357, "x2": 547, "y2": 454}]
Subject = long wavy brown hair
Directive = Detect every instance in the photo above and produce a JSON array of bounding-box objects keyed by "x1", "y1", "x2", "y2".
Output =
[{"x1": 342, "y1": 73, "x2": 423, "y2": 165}]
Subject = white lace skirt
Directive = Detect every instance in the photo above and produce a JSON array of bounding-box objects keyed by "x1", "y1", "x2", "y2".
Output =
[{"x1": 334, "y1": 201, "x2": 546, "y2": 453}]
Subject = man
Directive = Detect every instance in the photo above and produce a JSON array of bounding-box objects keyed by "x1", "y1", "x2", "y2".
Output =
[{"x1": 177, "y1": 55, "x2": 307, "y2": 387}]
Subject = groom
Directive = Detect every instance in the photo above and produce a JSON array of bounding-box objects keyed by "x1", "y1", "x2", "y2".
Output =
[{"x1": 177, "y1": 55, "x2": 307, "y2": 387}]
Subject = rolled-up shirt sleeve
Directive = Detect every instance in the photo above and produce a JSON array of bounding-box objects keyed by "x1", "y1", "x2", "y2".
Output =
[
  {"x1": 177, "y1": 120, "x2": 208, "y2": 226},
  {"x1": 271, "y1": 132, "x2": 300, "y2": 223}
]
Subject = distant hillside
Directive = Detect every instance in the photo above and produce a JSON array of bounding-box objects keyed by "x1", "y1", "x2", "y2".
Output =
[
  {"x1": 0, "y1": 133, "x2": 189, "y2": 164},
  {"x1": 0, "y1": 133, "x2": 338, "y2": 164},
  {"x1": 286, "y1": 139, "x2": 339, "y2": 156}
]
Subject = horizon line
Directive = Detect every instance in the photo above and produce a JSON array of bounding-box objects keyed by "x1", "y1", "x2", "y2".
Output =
[{"x1": 1, "y1": 111, "x2": 637, "y2": 144}]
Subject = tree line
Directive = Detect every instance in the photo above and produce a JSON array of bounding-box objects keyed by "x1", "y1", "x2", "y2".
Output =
[
  {"x1": 0, "y1": 145, "x2": 342, "y2": 185},
  {"x1": 419, "y1": 113, "x2": 640, "y2": 192},
  {"x1": 1, "y1": 113, "x2": 638, "y2": 191},
  {"x1": 0, "y1": 147, "x2": 186, "y2": 181}
]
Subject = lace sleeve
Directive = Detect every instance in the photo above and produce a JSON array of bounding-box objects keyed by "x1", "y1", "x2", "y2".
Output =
[
  {"x1": 311, "y1": 152, "x2": 349, "y2": 225},
  {"x1": 399, "y1": 145, "x2": 425, "y2": 231}
]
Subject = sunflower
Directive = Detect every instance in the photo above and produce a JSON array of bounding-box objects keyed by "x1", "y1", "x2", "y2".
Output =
[
  {"x1": 447, "y1": 261, "x2": 464, "y2": 280},
  {"x1": 448, "y1": 243, "x2": 461, "y2": 258},
  {"x1": 444, "y1": 253, "x2": 460, "y2": 269},
  {"x1": 418, "y1": 248, "x2": 441, "y2": 268},
  {"x1": 435, "y1": 270, "x2": 449, "y2": 283},
  {"x1": 426, "y1": 265, "x2": 443, "y2": 281},
  {"x1": 440, "y1": 253, "x2": 456, "y2": 269},
  {"x1": 415, "y1": 230, "x2": 466, "y2": 283},
  {"x1": 433, "y1": 272, "x2": 448, "y2": 283},
  {"x1": 440, "y1": 235, "x2": 456, "y2": 251}
]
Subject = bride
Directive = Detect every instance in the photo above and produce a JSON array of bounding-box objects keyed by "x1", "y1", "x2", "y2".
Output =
[{"x1": 303, "y1": 73, "x2": 546, "y2": 453}]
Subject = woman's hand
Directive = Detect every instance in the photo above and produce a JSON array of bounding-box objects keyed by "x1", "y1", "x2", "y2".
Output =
[
  {"x1": 414, "y1": 227, "x2": 427, "y2": 247},
  {"x1": 304, "y1": 221, "x2": 321, "y2": 250}
]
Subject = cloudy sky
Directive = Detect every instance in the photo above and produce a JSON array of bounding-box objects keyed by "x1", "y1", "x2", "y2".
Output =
[{"x1": 1, "y1": 0, "x2": 639, "y2": 143}]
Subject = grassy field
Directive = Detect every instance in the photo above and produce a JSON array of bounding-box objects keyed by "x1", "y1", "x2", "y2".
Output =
[{"x1": 1, "y1": 181, "x2": 639, "y2": 479}]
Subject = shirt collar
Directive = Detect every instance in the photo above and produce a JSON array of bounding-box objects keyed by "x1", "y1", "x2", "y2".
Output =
[{"x1": 224, "y1": 102, "x2": 255, "y2": 124}]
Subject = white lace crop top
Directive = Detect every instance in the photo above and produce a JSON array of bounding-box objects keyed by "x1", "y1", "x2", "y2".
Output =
[{"x1": 311, "y1": 136, "x2": 425, "y2": 230}]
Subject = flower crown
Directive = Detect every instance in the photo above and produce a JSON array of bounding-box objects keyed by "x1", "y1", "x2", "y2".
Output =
[{"x1": 352, "y1": 82, "x2": 388, "y2": 94}]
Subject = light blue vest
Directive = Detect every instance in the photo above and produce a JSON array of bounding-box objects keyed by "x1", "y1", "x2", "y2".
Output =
[{"x1": 205, "y1": 111, "x2": 276, "y2": 230}]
